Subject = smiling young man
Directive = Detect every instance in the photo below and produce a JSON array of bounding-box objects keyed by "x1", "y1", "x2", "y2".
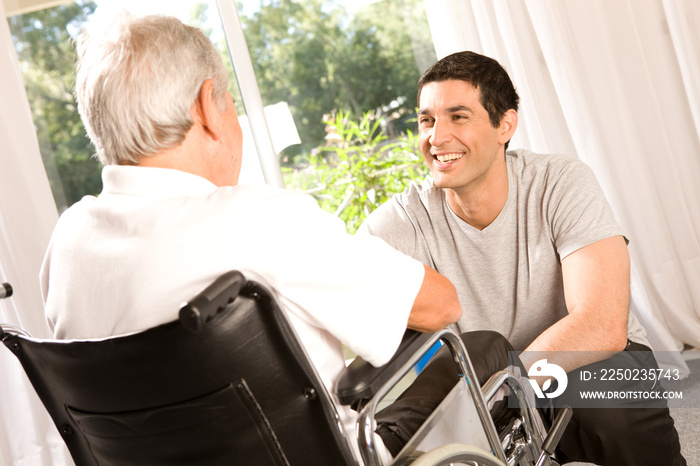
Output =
[
  {"x1": 361, "y1": 51, "x2": 685, "y2": 466},
  {"x1": 417, "y1": 78, "x2": 514, "y2": 231}
]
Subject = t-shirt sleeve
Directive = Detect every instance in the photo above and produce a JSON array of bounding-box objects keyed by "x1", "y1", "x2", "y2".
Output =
[
  {"x1": 264, "y1": 191, "x2": 425, "y2": 367},
  {"x1": 547, "y1": 159, "x2": 625, "y2": 259}
]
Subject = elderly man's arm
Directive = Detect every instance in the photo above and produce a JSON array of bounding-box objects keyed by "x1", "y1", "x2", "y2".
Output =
[
  {"x1": 520, "y1": 235, "x2": 630, "y2": 373},
  {"x1": 407, "y1": 264, "x2": 462, "y2": 333}
]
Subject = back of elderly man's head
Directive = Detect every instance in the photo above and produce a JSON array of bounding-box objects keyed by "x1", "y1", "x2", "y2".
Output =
[{"x1": 75, "y1": 14, "x2": 229, "y2": 166}]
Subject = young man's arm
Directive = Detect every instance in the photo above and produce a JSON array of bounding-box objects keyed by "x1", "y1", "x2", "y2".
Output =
[{"x1": 520, "y1": 235, "x2": 630, "y2": 373}]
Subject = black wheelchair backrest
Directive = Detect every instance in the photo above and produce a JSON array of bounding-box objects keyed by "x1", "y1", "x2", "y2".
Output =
[{"x1": 1, "y1": 271, "x2": 357, "y2": 465}]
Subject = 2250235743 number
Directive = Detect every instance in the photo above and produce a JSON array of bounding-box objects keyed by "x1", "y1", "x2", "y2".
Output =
[{"x1": 599, "y1": 368, "x2": 680, "y2": 381}]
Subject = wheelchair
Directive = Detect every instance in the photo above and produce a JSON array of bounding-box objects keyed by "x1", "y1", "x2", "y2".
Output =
[{"x1": 1, "y1": 273, "x2": 570, "y2": 465}]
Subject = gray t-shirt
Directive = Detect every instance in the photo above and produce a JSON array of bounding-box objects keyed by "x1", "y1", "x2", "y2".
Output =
[{"x1": 362, "y1": 149, "x2": 648, "y2": 350}]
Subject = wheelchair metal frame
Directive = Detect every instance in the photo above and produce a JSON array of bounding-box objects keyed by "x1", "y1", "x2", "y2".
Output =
[
  {"x1": 357, "y1": 328, "x2": 507, "y2": 465},
  {"x1": 352, "y1": 327, "x2": 552, "y2": 466}
]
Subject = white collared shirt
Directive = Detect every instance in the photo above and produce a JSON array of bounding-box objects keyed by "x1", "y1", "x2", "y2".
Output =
[{"x1": 41, "y1": 165, "x2": 424, "y2": 454}]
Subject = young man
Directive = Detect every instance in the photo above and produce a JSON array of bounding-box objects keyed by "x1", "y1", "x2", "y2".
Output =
[
  {"x1": 40, "y1": 13, "x2": 467, "y2": 462},
  {"x1": 362, "y1": 51, "x2": 686, "y2": 465}
]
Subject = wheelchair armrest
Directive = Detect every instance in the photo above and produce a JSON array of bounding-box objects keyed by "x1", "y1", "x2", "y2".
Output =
[{"x1": 335, "y1": 329, "x2": 432, "y2": 409}]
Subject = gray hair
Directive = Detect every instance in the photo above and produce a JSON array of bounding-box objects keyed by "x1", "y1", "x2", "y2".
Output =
[{"x1": 75, "y1": 13, "x2": 229, "y2": 165}]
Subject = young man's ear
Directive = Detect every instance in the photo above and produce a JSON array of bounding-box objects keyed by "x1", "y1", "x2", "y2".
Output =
[
  {"x1": 498, "y1": 109, "x2": 518, "y2": 145},
  {"x1": 195, "y1": 79, "x2": 224, "y2": 141}
]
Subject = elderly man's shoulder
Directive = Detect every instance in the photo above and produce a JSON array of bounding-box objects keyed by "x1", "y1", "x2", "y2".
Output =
[{"x1": 212, "y1": 184, "x2": 325, "y2": 219}]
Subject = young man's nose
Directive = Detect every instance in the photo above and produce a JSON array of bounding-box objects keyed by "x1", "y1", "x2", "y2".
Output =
[{"x1": 428, "y1": 119, "x2": 453, "y2": 147}]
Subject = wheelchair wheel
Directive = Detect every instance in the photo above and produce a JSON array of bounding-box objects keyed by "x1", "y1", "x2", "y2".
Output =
[{"x1": 411, "y1": 443, "x2": 507, "y2": 466}]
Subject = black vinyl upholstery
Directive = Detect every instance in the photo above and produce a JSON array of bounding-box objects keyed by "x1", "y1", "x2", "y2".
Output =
[{"x1": 2, "y1": 271, "x2": 357, "y2": 465}]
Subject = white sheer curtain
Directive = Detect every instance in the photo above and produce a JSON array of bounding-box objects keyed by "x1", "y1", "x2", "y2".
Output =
[
  {"x1": 424, "y1": 0, "x2": 700, "y2": 373},
  {"x1": 0, "y1": 1, "x2": 72, "y2": 464}
]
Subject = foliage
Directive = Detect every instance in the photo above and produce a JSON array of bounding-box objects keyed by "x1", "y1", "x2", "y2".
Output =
[
  {"x1": 240, "y1": 0, "x2": 435, "y2": 159},
  {"x1": 9, "y1": 0, "x2": 100, "y2": 211},
  {"x1": 284, "y1": 110, "x2": 428, "y2": 233}
]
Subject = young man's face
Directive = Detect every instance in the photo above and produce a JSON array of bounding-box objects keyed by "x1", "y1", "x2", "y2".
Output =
[{"x1": 418, "y1": 79, "x2": 511, "y2": 195}]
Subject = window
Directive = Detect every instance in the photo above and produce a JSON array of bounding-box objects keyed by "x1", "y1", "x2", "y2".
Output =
[
  {"x1": 238, "y1": 0, "x2": 434, "y2": 232},
  {"x1": 9, "y1": 0, "x2": 434, "y2": 230},
  {"x1": 8, "y1": 0, "x2": 252, "y2": 211}
]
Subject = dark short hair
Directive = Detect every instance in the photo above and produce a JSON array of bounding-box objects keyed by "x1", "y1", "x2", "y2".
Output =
[{"x1": 417, "y1": 51, "x2": 519, "y2": 128}]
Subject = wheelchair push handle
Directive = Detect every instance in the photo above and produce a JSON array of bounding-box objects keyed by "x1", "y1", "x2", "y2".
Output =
[
  {"x1": 535, "y1": 405, "x2": 573, "y2": 466},
  {"x1": 179, "y1": 271, "x2": 246, "y2": 332},
  {"x1": 0, "y1": 283, "x2": 12, "y2": 300}
]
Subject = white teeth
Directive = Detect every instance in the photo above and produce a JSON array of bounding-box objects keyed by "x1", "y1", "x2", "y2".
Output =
[{"x1": 436, "y1": 153, "x2": 464, "y2": 162}]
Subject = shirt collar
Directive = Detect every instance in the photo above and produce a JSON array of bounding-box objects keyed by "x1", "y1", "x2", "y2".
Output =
[{"x1": 100, "y1": 165, "x2": 219, "y2": 198}]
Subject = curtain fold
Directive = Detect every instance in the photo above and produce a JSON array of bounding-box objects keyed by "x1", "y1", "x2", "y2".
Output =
[
  {"x1": 1, "y1": 2, "x2": 72, "y2": 464},
  {"x1": 424, "y1": 0, "x2": 700, "y2": 374},
  {"x1": 663, "y1": 0, "x2": 700, "y2": 143}
]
